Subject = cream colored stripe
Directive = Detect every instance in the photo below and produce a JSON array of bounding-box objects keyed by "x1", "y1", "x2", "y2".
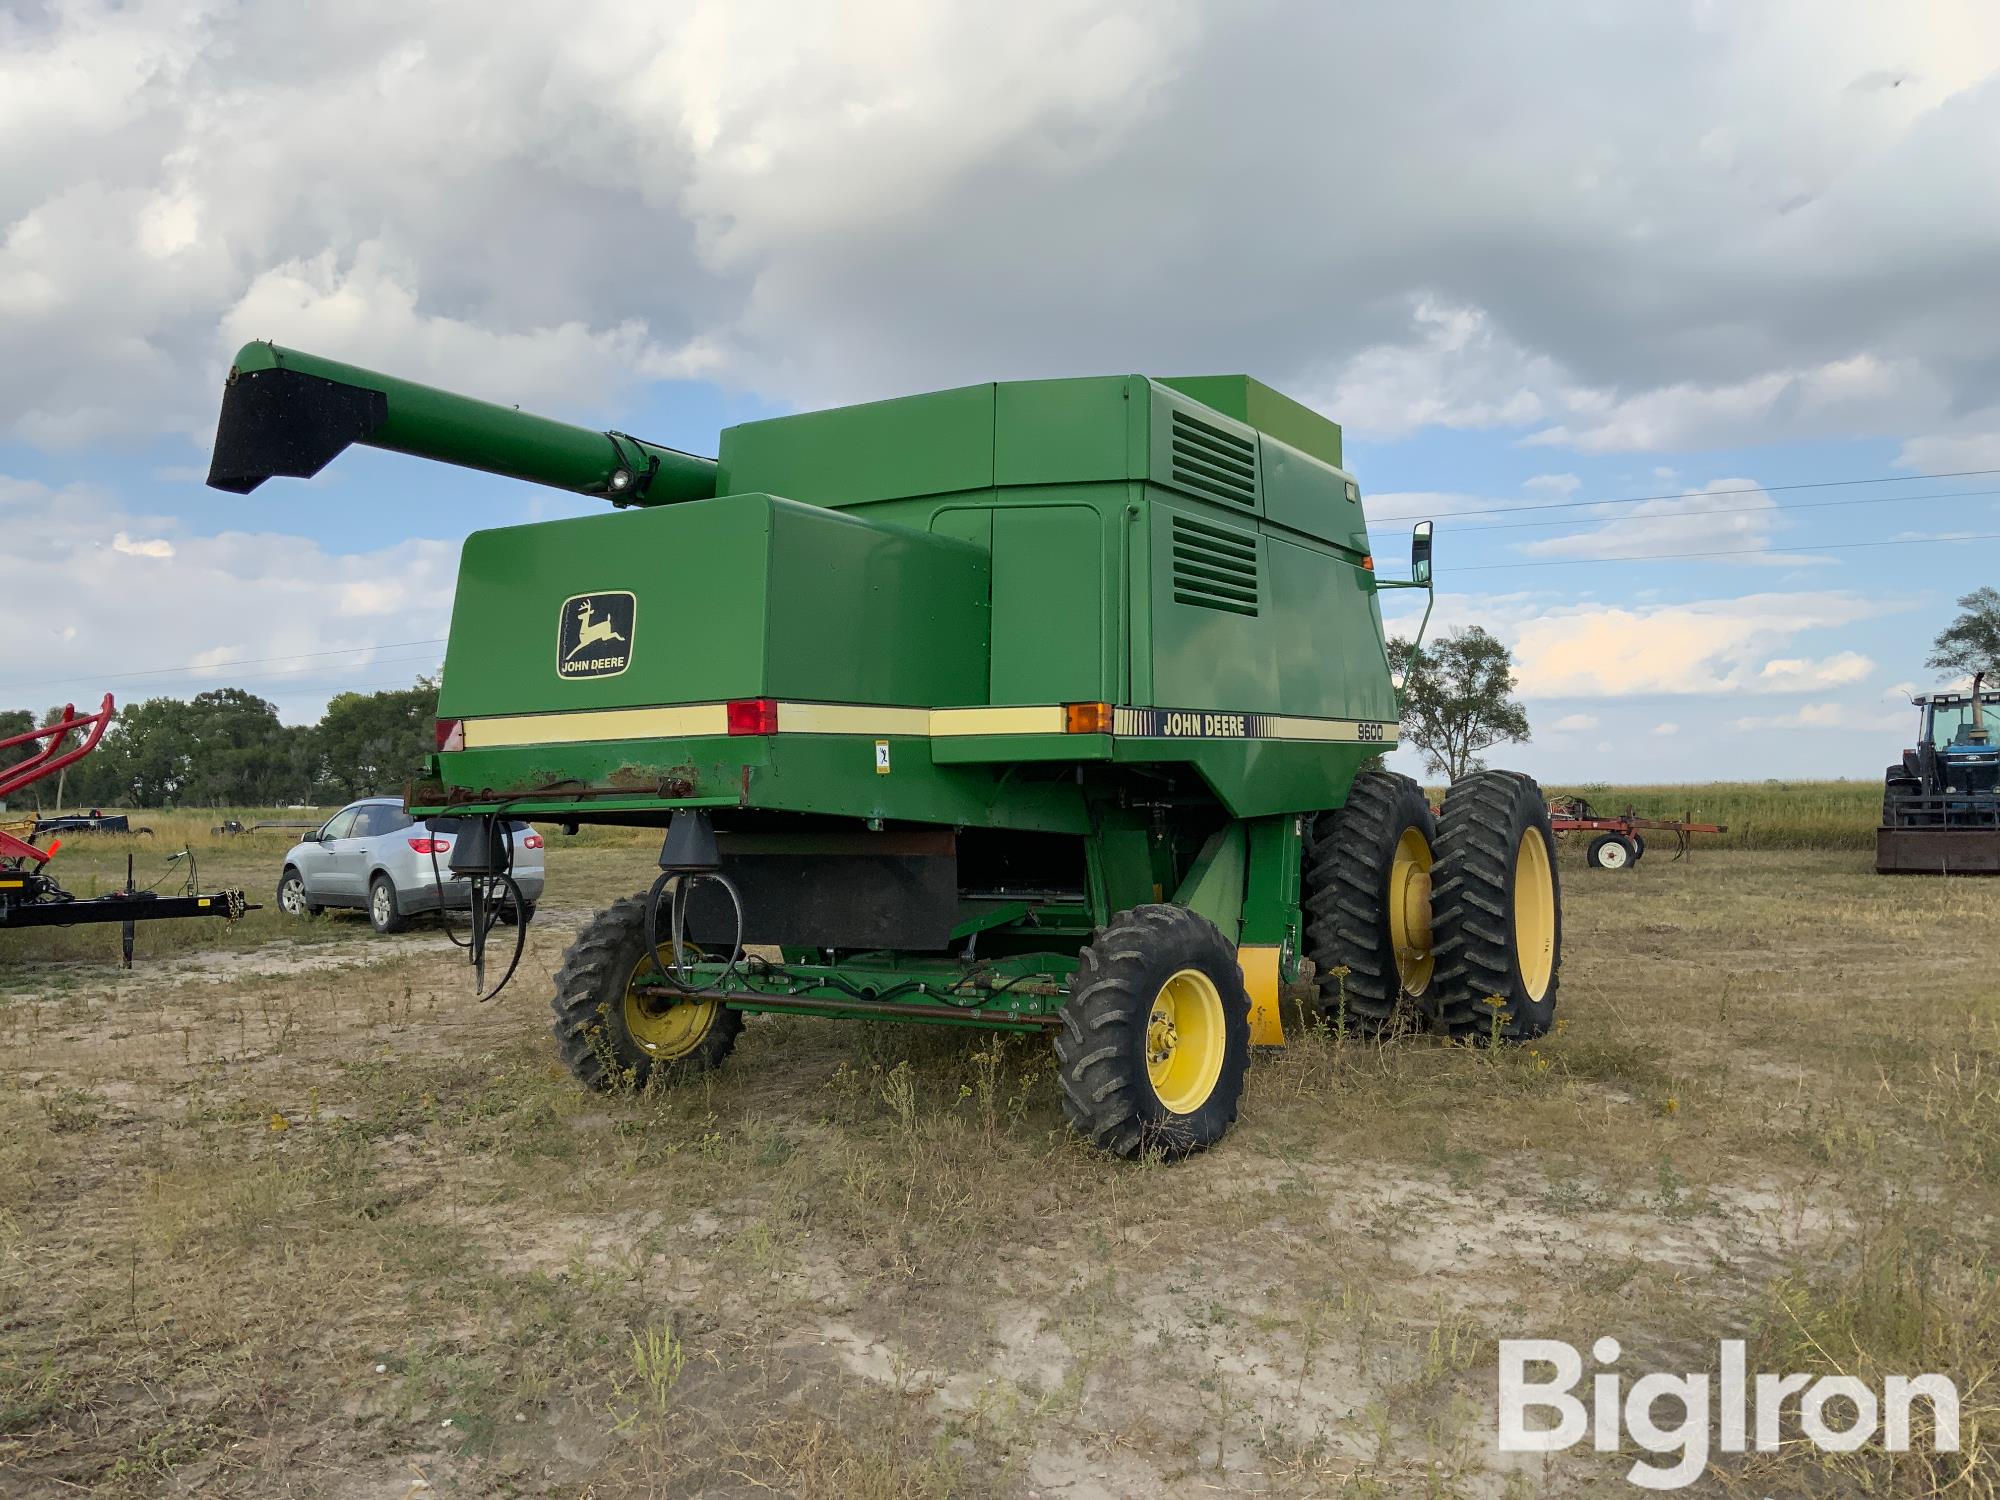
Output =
[
  {"x1": 460, "y1": 701, "x2": 1397, "y2": 747},
  {"x1": 778, "y1": 702, "x2": 932, "y2": 736},
  {"x1": 929, "y1": 706, "x2": 1069, "y2": 737},
  {"x1": 1258, "y1": 715, "x2": 1401, "y2": 744},
  {"x1": 462, "y1": 703, "x2": 727, "y2": 748}
]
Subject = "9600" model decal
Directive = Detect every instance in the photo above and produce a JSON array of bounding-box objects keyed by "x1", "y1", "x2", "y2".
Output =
[{"x1": 1113, "y1": 708, "x2": 1397, "y2": 744}]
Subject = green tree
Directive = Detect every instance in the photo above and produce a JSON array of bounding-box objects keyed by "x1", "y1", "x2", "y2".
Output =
[
  {"x1": 94, "y1": 697, "x2": 200, "y2": 806},
  {"x1": 1387, "y1": 625, "x2": 1531, "y2": 782},
  {"x1": 0, "y1": 708, "x2": 31, "y2": 745},
  {"x1": 316, "y1": 678, "x2": 439, "y2": 798},
  {"x1": 1929, "y1": 587, "x2": 2000, "y2": 736},
  {"x1": 178, "y1": 690, "x2": 292, "y2": 805}
]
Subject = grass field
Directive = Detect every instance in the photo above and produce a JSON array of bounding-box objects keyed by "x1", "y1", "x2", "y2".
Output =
[
  {"x1": 1542, "y1": 781, "x2": 1882, "y2": 851},
  {"x1": 2, "y1": 797, "x2": 1994, "y2": 1496}
]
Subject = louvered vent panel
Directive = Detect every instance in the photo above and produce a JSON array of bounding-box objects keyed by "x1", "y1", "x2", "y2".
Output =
[
  {"x1": 1171, "y1": 515, "x2": 1259, "y2": 616},
  {"x1": 1170, "y1": 411, "x2": 1258, "y2": 508}
]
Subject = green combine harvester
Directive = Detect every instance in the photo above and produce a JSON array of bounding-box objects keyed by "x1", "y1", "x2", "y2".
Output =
[{"x1": 208, "y1": 342, "x2": 1561, "y2": 1159}]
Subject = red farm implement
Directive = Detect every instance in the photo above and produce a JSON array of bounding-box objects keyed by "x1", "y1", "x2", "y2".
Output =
[
  {"x1": 1546, "y1": 794, "x2": 1727, "y2": 870},
  {"x1": 1, "y1": 696, "x2": 255, "y2": 965}
]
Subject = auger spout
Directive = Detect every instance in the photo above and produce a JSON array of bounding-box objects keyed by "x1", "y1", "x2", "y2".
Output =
[{"x1": 205, "y1": 341, "x2": 717, "y2": 505}]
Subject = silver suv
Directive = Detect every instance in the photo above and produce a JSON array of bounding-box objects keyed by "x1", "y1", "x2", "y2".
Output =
[{"x1": 277, "y1": 797, "x2": 546, "y2": 934}]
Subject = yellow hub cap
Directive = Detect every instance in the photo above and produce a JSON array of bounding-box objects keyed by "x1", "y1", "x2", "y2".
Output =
[
  {"x1": 1388, "y1": 827, "x2": 1435, "y2": 995},
  {"x1": 622, "y1": 956, "x2": 719, "y2": 1060},
  {"x1": 1513, "y1": 828, "x2": 1556, "y2": 1001},
  {"x1": 1145, "y1": 967, "x2": 1226, "y2": 1115}
]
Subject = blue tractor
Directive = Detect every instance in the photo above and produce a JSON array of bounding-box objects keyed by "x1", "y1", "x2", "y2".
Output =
[{"x1": 1878, "y1": 687, "x2": 2000, "y2": 873}]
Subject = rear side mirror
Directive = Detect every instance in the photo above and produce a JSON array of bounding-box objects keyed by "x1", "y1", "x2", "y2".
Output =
[{"x1": 1411, "y1": 520, "x2": 1433, "y2": 586}]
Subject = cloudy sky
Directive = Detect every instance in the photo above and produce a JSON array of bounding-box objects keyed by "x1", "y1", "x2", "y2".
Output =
[{"x1": 4, "y1": 0, "x2": 1998, "y2": 780}]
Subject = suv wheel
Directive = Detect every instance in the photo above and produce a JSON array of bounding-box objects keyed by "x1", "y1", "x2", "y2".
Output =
[
  {"x1": 369, "y1": 874, "x2": 408, "y2": 934},
  {"x1": 277, "y1": 867, "x2": 320, "y2": 918}
]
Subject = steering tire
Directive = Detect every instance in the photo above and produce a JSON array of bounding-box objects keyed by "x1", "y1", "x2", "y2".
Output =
[
  {"x1": 1054, "y1": 904, "x2": 1251, "y2": 1161},
  {"x1": 369, "y1": 874, "x2": 408, "y2": 934},
  {"x1": 277, "y1": 867, "x2": 321, "y2": 918},
  {"x1": 552, "y1": 895, "x2": 744, "y2": 1092}
]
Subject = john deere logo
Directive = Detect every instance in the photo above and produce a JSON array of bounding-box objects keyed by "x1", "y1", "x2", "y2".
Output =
[{"x1": 557, "y1": 591, "x2": 635, "y2": 679}]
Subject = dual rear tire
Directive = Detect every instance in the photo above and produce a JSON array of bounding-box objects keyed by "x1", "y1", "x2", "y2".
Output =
[
  {"x1": 1427, "y1": 772, "x2": 1562, "y2": 1042},
  {"x1": 1303, "y1": 769, "x2": 1560, "y2": 1043}
]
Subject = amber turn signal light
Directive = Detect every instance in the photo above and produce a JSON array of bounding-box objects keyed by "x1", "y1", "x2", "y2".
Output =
[{"x1": 1064, "y1": 701, "x2": 1113, "y2": 734}]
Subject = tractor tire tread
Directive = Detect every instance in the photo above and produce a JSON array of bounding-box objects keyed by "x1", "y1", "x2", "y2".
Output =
[
  {"x1": 1425, "y1": 771, "x2": 1561, "y2": 1043},
  {"x1": 1054, "y1": 903, "x2": 1250, "y2": 1161},
  {"x1": 1300, "y1": 770, "x2": 1435, "y2": 1034},
  {"x1": 551, "y1": 894, "x2": 744, "y2": 1092}
]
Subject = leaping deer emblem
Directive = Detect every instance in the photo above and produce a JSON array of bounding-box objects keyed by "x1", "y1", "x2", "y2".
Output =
[{"x1": 566, "y1": 599, "x2": 627, "y2": 658}]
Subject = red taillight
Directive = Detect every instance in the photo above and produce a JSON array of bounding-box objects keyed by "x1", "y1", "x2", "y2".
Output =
[
  {"x1": 521, "y1": 833, "x2": 544, "y2": 850},
  {"x1": 408, "y1": 838, "x2": 450, "y2": 854},
  {"x1": 726, "y1": 697, "x2": 779, "y2": 736},
  {"x1": 434, "y1": 718, "x2": 464, "y2": 752}
]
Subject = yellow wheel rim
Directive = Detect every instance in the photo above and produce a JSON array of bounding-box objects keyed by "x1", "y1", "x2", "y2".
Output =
[
  {"x1": 622, "y1": 956, "x2": 719, "y2": 1061},
  {"x1": 1513, "y1": 828, "x2": 1556, "y2": 1001},
  {"x1": 1388, "y1": 827, "x2": 1435, "y2": 996},
  {"x1": 1145, "y1": 968, "x2": 1226, "y2": 1115}
]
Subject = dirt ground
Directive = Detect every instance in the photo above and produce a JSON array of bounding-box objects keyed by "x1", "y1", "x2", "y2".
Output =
[{"x1": 2, "y1": 842, "x2": 1995, "y2": 1497}]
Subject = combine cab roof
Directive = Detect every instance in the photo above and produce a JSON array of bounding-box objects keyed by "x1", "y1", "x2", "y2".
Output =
[{"x1": 1915, "y1": 690, "x2": 2000, "y2": 706}]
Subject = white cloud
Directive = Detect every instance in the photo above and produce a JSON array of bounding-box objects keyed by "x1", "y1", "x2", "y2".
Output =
[
  {"x1": 110, "y1": 531, "x2": 175, "y2": 559},
  {"x1": 1550, "y1": 713, "x2": 1599, "y2": 732},
  {"x1": 1510, "y1": 596, "x2": 1896, "y2": 698},
  {"x1": 1732, "y1": 702, "x2": 1908, "y2": 732},
  {"x1": 1523, "y1": 355, "x2": 1946, "y2": 455},
  {"x1": 1756, "y1": 652, "x2": 1875, "y2": 690},
  {"x1": 3, "y1": 3, "x2": 1999, "y2": 450},
  {"x1": 1387, "y1": 589, "x2": 1908, "y2": 700},
  {"x1": 1313, "y1": 299, "x2": 1557, "y2": 440},
  {"x1": 1519, "y1": 477, "x2": 1821, "y2": 566},
  {"x1": 1524, "y1": 474, "x2": 1581, "y2": 497},
  {"x1": 0, "y1": 475, "x2": 453, "y2": 723},
  {"x1": 1897, "y1": 425, "x2": 2000, "y2": 471},
  {"x1": 1651, "y1": 722, "x2": 1679, "y2": 736}
]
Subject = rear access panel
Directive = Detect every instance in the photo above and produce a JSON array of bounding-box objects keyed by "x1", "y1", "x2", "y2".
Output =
[{"x1": 685, "y1": 829, "x2": 959, "y2": 950}]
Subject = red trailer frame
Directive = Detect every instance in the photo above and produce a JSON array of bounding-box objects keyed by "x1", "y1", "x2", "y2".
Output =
[
  {"x1": 0, "y1": 696, "x2": 116, "y2": 863},
  {"x1": 1, "y1": 693, "x2": 256, "y2": 964},
  {"x1": 1546, "y1": 795, "x2": 1727, "y2": 869}
]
